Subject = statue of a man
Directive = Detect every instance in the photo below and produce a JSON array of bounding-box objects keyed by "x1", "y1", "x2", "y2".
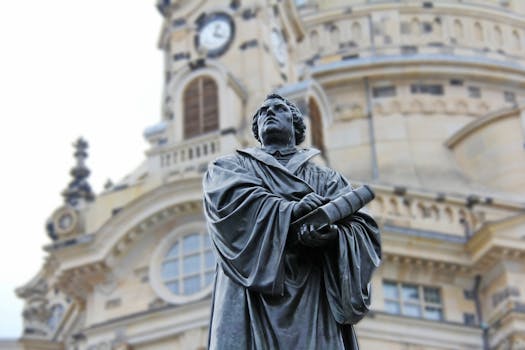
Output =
[{"x1": 203, "y1": 94, "x2": 381, "y2": 349}]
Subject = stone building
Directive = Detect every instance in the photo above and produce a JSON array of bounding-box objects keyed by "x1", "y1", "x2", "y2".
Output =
[{"x1": 15, "y1": 0, "x2": 525, "y2": 349}]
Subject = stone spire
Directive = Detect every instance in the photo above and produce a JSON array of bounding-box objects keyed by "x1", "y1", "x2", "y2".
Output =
[
  {"x1": 62, "y1": 138, "x2": 95, "y2": 206},
  {"x1": 156, "y1": 0, "x2": 171, "y2": 16}
]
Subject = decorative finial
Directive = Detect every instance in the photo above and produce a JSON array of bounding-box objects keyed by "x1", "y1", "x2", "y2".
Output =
[
  {"x1": 62, "y1": 138, "x2": 95, "y2": 206},
  {"x1": 156, "y1": 0, "x2": 171, "y2": 16},
  {"x1": 104, "y1": 179, "x2": 114, "y2": 190}
]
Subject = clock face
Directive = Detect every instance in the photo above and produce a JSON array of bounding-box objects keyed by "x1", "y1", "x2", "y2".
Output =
[
  {"x1": 58, "y1": 213, "x2": 73, "y2": 230},
  {"x1": 271, "y1": 29, "x2": 287, "y2": 66},
  {"x1": 52, "y1": 205, "x2": 78, "y2": 237},
  {"x1": 196, "y1": 13, "x2": 234, "y2": 57}
]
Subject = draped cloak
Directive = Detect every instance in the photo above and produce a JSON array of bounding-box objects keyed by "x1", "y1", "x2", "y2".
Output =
[{"x1": 203, "y1": 147, "x2": 381, "y2": 350}]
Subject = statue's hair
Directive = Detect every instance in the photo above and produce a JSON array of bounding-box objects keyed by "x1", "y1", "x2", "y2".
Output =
[{"x1": 252, "y1": 93, "x2": 306, "y2": 145}]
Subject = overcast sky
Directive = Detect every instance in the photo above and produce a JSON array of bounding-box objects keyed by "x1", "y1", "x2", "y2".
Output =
[{"x1": 0, "y1": 1, "x2": 162, "y2": 338}]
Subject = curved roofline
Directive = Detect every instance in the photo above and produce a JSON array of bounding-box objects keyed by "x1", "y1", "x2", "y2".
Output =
[
  {"x1": 310, "y1": 53, "x2": 525, "y2": 85},
  {"x1": 445, "y1": 106, "x2": 520, "y2": 148},
  {"x1": 56, "y1": 176, "x2": 204, "y2": 272}
]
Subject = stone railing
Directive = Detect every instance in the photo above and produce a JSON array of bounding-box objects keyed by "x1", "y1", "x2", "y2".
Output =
[
  {"x1": 298, "y1": 3, "x2": 525, "y2": 66},
  {"x1": 368, "y1": 186, "x2": 485, "y2": 239},
  {"x1": 157, "y1": 134, "x2": 221, "y2": 175}
]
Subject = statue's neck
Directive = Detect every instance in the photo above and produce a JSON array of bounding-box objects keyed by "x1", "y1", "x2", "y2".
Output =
[
  {"x1": 261, "y1": 142, "x2": 296, "y2": 155},
  {"x1": 260, "y1": 132, "x2": 296, "y2": 153}
]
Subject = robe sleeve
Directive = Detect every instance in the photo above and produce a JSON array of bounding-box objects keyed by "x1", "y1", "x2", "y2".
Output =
[
  {"x1": 321, "y1": 171, "x2": 382, "y2": 325},
  {"x1": 203, "y1": 154, "x2": 295, "y2": 295}
]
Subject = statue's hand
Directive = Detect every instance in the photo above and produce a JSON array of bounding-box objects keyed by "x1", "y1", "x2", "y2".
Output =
[
  {"x1": 297, "y1": 224, "x2": 338, "y2": 247},
  {"x1": 292, "y1": 193, "x2": 329, "y2": 220}
]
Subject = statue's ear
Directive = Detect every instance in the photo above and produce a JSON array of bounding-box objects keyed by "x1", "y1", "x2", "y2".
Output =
[
  {"x1": 291, "y1": 122, "x2": 296, "y2": 145},
  {"x1": 294, "y1": 116, "x2": 304, "y2": 145}
]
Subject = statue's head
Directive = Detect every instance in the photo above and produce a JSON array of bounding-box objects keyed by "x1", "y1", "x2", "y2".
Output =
[{"x1": 252, "y1": 93, "x2": 306, "y2": 145}]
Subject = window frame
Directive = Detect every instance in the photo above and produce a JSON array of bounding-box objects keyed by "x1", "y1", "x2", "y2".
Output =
[
  {"x1": 150, "y1": 221, "x2": 216, "y2": 304},
  {"x1": 372, "y1": 85, "x2": 397, "y2": 98},
  {"x1": 410, "y1": 83, "x2": 444, "y2": 95},
  {"x1": 183, "y1": 76, "x2": 219, "y2": 139},
  {"x1": 47, "y1": 303, "x2": 65, "y2": 332},
  {"x1": 383, "y1": 280, "x2": 444, "y2": 321}
]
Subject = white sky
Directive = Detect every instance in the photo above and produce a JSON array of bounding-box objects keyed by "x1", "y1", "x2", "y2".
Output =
[{"x1": 0, "y1": 1, "x2": 162, "y2": 338}]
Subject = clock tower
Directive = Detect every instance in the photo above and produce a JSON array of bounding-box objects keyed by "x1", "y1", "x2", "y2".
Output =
[{"x1": 147, "y1": 0, "x2": 306, "y2": 162}]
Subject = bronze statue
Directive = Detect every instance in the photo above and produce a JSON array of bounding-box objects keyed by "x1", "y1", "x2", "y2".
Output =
[{"x1": 203, "y1": 94, "x2": 381, "y2": 349}]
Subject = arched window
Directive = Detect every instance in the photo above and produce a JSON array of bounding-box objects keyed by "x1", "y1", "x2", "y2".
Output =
[
  {"x1": 309, "y1": 98, "x2": 325, "y2": 154},
  {"x1": 183, "y1": 77, "x2": 219, "y2": 139},
  {"x1": 310, "y1": 30, "x2": 320, "y2": 50},
  {"x1": 351, "y1": 22, "x2": 362, "y2": 42},
  {"x1": 330, "y1": 25, "x2": 340, "y2": 47},
  {"x1": 453, "y1": 19, "x2": 463, "y2": 40},
  {"x1": 433, "y1": 17, "x2": 442, "y2": 37},
  {"x1": 161, "y1": 231, "x2": 215, "y2": 297},
  {"x1": 474, "y1": 22, "x2": 483, "y2": 42},
  {"x1": 47, "y1": 304, "x2": 64, "y2": 331},
  {"x1": 411, "y1": 18, "x2": 420, "y2": 36},
  {"x1": 494, "y1": 26, "x2": 503, "y2": 48},
  {"x1": 512, "y1": 30, "x2": 521, "y2": 50}
]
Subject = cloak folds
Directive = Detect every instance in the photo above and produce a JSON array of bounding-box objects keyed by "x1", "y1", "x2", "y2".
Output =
[{"x1": 203, "y1": 148, "x2": 381, "y2": 350}]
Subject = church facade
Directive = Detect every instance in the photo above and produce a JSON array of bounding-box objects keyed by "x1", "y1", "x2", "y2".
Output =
[{"x1": 15, "y1": 0, "x2": 525, "y2": 349}]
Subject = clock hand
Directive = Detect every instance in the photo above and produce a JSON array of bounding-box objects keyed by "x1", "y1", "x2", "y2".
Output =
[{"x1": 213, "y1": 24, "x2": 225, "y2": 38}]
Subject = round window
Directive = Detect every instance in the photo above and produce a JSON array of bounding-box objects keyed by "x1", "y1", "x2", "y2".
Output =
[
  {"x1": 150, "y1": 222, "x2": 216, "y2": 304},
  {"x1": 161, "y1": 232, "x2": 215, "y2": 295}
]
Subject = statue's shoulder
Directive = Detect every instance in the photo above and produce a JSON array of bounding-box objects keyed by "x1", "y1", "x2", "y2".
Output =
[
  {"x1": 214, "y1": 152, "x2": 243, "y2": 162},
  {"x1": 302, "y1": 157, "x2": 337, "y2": 176},
  {"x1": 210, "y1": 152, "x2": 246, "y2": 168},
  {"x1": 301, "y1": 157, "x2": 352, "y2": 187},
  {"x1": 236, "y1": 147, "x2": 259, "y2": 157}
]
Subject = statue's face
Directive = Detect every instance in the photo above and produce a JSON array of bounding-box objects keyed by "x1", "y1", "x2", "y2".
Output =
[{"x1": 257, "y1": 97, "x2": 294, "y2": 145}]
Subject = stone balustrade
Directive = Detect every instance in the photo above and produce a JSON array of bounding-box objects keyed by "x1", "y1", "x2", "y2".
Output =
[
  {"x1": 368, "y1": 186, "x2": 487, "y2": 238},
  {"x1": 157, "y1": 134, "x2": 221, "y2": 174},
  {"x1": 298, "y1": 2, "x2": 525, "y2": 65}
]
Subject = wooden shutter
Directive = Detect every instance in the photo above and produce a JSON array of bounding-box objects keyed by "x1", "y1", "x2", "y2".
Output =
[
  {"x1": 183, "y1": 77, "x2": 219, "y2": 139},
  {"x1": 202, "y1": 78, "x2": 219, "y2": 133}
]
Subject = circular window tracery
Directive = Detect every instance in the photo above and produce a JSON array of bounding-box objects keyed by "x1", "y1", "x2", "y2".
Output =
[
  {"x1": 161, "y1": 232, "x2": 215, "y2": 296},
  {"x1": 150, "y1": 222, "x2": 216, "y2": 304}
]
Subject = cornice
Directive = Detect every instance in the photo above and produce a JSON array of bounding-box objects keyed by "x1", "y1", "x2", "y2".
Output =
[
  {"x1": 55, "y1": 261, "x2": 109, "y2": 302},
  {"x1": 489, "y1": 309, "x2": 525, "y2": 348},
  {"x1": 18, "y1": 338, "x2": 64, "y2": 350},
  {"x1": 466, "y1": 213, "x2": 525, "y2": 271},
  {"x1": 359, "y1": 310, "x2": 482, "y2": 348},
  {"x1": 81, "y1": 298, "x2": 211, "y2": 343},
  {"x1": 310, "y1": 53, "x2": 525, "y2": 86},
  {"x1": 382, "y1": 250, "x2": 472, "y2": 275},
  {"x1": 50, "y1": 178, "x2": 204, "y2": 277},
  {"x1": 16, "y1": 271, "x2": 48, "y2": 300}
]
